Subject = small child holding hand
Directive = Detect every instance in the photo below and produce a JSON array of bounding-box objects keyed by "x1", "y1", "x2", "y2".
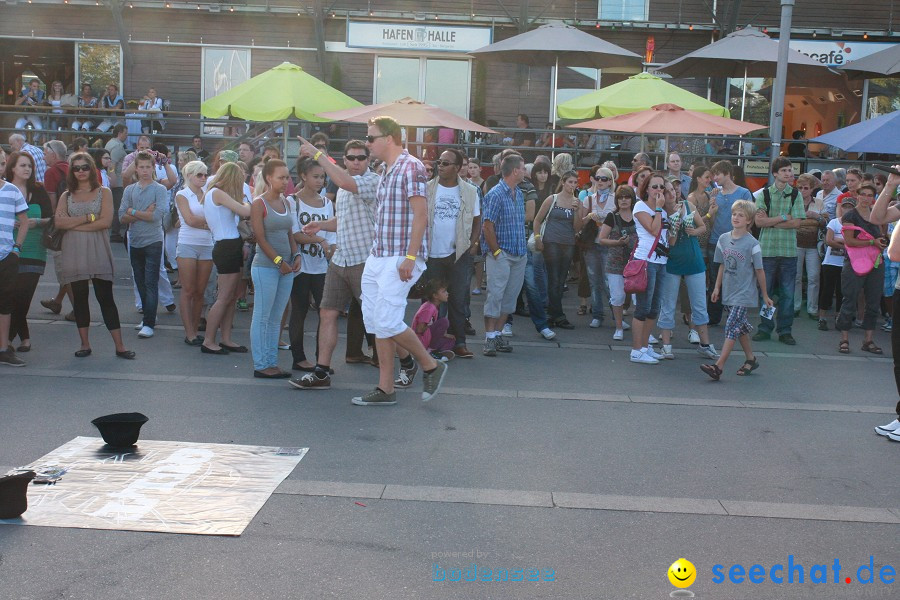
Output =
[
  {"x1": 411, "y1": 279, "x2": 456, "y2": 361},
  {"x1": 701, "y1": 200, "x2": 773, "y2": 380}
]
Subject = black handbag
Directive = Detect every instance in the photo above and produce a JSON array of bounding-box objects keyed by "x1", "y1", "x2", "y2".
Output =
[
  {"x1": 41, "y1": 217, "x2": 65, "y2": 251},
  {"x1": 576, "y1": 193, "x2": 599, "y2": 249}
]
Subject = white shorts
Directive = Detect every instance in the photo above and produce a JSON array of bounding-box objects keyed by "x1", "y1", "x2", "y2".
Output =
[{"x1": 360, "y1": 254, "x2": 424, "y2": 338}]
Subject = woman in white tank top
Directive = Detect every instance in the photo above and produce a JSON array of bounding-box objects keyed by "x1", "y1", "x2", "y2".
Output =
[
  {"x1": 200, "y1": 162, "x2": 251, "y2": 355},
  {"x1": 174, "y1": 160, "x2": 214, "y2": 345}
]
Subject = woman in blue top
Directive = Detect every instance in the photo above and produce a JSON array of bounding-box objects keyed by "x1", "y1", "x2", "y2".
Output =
[{"x1": 657, "y1": 177, "x2": 718, "y2": 360}]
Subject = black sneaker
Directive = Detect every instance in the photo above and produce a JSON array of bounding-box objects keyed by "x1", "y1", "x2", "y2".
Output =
[
  {"x1": 752, "y1": 331, "x2": 771, "y2": 342},
  {"x1": 351, "y1": 388, "x2": 397, "y2": 406},
  {"x1": 495, "y1": 336, "x2": 513, "y2": 353},
  {"x1": 395, "y1": 363, "x2": 418, "y2": 388},
  {"x1": 778, "y1": 333, "x2": 797, "y2": 345},
  {"x1": 464, "y1": 319, "x2": 476, "y2": 336},
  {"x1": 0, "y1": 349, "x2": 25, "y2": 367},
  {"x1": 422, "y1": 360, "x2": 448, "y2": 402},
  {"x1": 817, "y1": 318, "x2": 828, "y2": 331}
]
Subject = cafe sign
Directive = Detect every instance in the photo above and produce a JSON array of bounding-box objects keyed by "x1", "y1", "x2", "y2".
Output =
[
  {"x1": 347, "y1": 21, "x2": 492, "y2": 53},
  {"x1": 784, "y1": 40, "x2": 895, "y2": 68}
]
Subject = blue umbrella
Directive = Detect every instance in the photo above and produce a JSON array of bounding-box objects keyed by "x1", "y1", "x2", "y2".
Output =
[{"x1": 810, "y1": 110, "x2": 900, "y2": 154}]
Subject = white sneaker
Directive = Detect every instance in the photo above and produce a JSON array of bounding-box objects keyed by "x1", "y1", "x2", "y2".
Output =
[
  {"x1": 134, "y1": 321, "x2": 143, "y2": 331},
  {"x1": 613, "y1": 329, "x2": 624, "y2": 341},
  {"x1": 688, "y1": 329, "x2": 701, "y2": 344},
  {"x1": 645, "y1": 346, "x2": 664, "y2": 360},
  {"x1": 589, "y1": 318, "x2": 601, "y2": 328},
  {"x1": 471, "y1": 288, "x2": 481, "y2": 295},
  {"x1": 630, "y1": 350, "x2": 659, "y2": 364},
  {"x1": 697, "y1": 344, "x2": 720, "y2": 359},
  {"x1": 660, "y1": 344, "x2": 675, "y2": 359},
  {"x1": 889, "y1": 429, "x2": 900, "y2": 442},
  {"x1": 648, "y1": 334, "x2": 658, "y2": 344},
  {"x1": 539, "y1": 327, "x2": 556, "y2": 340},
  {"x1": 875, "y1": 418, "x2": 900, "y2": 437},
  {"x1": 137, "y1": 325, "x2": 154, "y2": 338},
  {"x1": 622, "y1": 321, "x2": 631, "y2": 331},
  {"x1": 501, "y1": 323, "x2": 513, "y2": 337}
]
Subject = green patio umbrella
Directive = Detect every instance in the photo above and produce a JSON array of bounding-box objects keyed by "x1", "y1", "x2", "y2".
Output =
[
  {"x1": 556, "y1": 73, "x2": 729, "y2": 120},
  {"x1": 201, "y1": 62, "x2": 362, "y2": 155}
]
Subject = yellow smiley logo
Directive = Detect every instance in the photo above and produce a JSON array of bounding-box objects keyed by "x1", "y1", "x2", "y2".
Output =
[{"x1": 668, "y1": 558, "x2": 697, "y2": 588}]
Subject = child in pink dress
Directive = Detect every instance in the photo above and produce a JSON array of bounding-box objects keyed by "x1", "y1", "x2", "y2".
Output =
[{"x1": 412, "y1": 279, "x2": 455, "y2": 361}]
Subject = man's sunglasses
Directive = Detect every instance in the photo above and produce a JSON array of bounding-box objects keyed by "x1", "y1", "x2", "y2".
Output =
[
  {"x1": 71, "y1": 164, "x2": 92, "y2": 173},
  {"x1": 366, "y1": 134, "x2": 388, "y2": 143},
  {"x1": 436, "y1": 160, "x2": 458, "y2": 168},
  {"x1": 344, "y1": 155, "x2": 368, "y2": 162},
  {"x1": 593, "y1": 175, "x2": 611, "y2": 182}
]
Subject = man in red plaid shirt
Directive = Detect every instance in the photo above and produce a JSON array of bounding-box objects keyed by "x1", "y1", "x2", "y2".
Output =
[{"x1": 351, "y1": 116, "x2": 448, "y2": 406}]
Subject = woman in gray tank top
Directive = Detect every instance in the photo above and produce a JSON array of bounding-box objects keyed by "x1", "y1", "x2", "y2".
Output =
[
  {"x1": 531, "y1": 170, "x2": 586, "y2": 329},
  {"x1": 249, "y1": 160, "x2": 300, "y2": 378}
]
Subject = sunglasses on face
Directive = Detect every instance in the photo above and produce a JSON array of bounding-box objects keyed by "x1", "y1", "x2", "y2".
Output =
[
  {"x1": 366, "y1": 134, "x2": 388, "y2": 143},
  {"x1": 436, "y1": 160, "x2": 458, "y2": 168},
  {"x1": 798, "y1": 185, "x2": 811, "y2": 189},
  {"x1": 593, "y1": 176, "x2": 611, "y2": 182},
  {"x1": 649, "y1": 184, "x2": 665, "y2": 190},
  {"x1": 315, "y1": 145, "x2": 327, "y2": 151},
  {"x1": 71, "y1": 164, "x2": 92, "y2": 173},
  {"x1": 195, "y1": 172, "x2": 209, "y2": 178},
  {"x1": 344, "y1": 155, "x2": 368, "y2": 162}
]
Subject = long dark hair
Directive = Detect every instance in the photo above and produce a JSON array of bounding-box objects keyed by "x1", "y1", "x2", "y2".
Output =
[
  {"x1": 688, "y1": 167, "x2": 710, "y2": 195},
  {"x1": 530, "y1": 162, "x2": 551, "y2": 190},
  {"x1": 4, "y1": 151, "x2": 42, "y2": 194},
  {"x1": 66, "y1": 152, "x2": 101, "y2": 193}
]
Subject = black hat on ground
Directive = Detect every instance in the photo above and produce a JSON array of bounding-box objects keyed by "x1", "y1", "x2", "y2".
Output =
[
  {"x1": 91, "y1": 412, "x2": 149, "y2": 448},
  {"x1": 0, "y1": 471, "x2": 36, "y2": 519}
]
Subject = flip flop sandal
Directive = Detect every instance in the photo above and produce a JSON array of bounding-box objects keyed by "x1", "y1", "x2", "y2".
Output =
[
  {"x1": 861, "y1": 341, "x2": 883, "y2": 354},
  {"x1": 736, "y1": 358, "x2": 759, "y2": 376},
  {"x1": 839, "y1": 340, "x2": 850, "y2": 354},
  {"x1": 700, "y1": 363, "x2": 722, "y2": 381}
]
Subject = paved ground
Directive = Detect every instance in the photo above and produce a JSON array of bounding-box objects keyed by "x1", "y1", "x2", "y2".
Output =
[{"x1": 1, "y1": 246, "x2": 898, "y2": 599}]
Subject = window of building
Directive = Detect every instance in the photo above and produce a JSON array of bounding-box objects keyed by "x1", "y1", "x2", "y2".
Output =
[
  {"x1": 598, "y1": 0, "x2": 649, "y2": 21},
  {"x1": 76, "y1": 43, "x2": 122, "y2": 93},
  {"x1": 201, "y1": 47, "x2": 251, "y2": 103},
  {"x1": 374, "y1": 56, "x2": 470, "y2": 118}
]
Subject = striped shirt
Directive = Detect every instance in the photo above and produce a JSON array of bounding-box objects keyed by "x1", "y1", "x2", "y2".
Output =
[
  {"x1": 482, "y1": 179, "x2": 526, "y2": 256},
  {"x1": 371, "y1": 151, "x2": 428, "y2": 258},
  {"x1": 0, "y1": 181, "x2": 28, "y2": 260},
  {"x1": 333, "y1": 170, "x2": 379, "y2": 267},
  {"x1": 22, "y1": 143, "x2": 47, "y2": 183}
]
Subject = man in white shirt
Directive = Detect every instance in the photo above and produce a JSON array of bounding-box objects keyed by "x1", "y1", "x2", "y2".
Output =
[
  {"x1": 816, "y1": 170, "x2": 841, "y2": 220},
  {"x1": 420, "y1": 149, "x2": 482, "y2": 359}
]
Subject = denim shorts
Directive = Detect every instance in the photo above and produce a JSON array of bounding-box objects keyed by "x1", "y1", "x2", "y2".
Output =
[{"x1": 176, "y1": 243, "x2": 213, "y2": 261}]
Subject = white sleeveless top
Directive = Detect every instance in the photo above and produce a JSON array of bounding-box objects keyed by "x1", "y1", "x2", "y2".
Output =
[
  {"x1": 292, "y1": 194, "x2": 335, "y2": 275},
  {"x1": 177, "y1": 187, "x2": 214, "y2": 246},
  {"x1": 203, "y1": 189, "x2": 240, "y2": 242}
]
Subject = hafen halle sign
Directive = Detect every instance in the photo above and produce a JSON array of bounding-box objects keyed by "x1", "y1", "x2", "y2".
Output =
[
  {"x1": 784, "y1": 40, "x2": 895, "y2": 67},
  {"x1": 347, "y1": 21, "x2": 492, "y2": 53}
]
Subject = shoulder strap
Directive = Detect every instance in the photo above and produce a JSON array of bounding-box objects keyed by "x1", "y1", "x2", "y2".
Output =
[
  {"x1": 763, "y1": 187, "x2": 771, "y2": 214},
  {"x1": 789, "y1": 187, "x2": 799, "y2": 212}
]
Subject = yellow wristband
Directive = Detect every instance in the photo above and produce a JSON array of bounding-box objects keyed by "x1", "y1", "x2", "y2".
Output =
[
  {"x1": 313, "y1": 151, "x2": 323, "y2": 161},
  {"x1": 273, "y1": 255, "x2": 283, "y2": 265},
  {"x1": 405, "y1": 254, "x2": 416, "y2": 261},
  {"x1": 534, "y1": 234, "x2": 541, "y2": 238},
  {"x1": 493, "y1": 248, "x2": 501, "y2": 257},
  {"x1": 704, "y1": 213, "x2": 710, "y2": 219},
  {"x1": 90, "y1": 213, "x2": 96, "y2": 222}
]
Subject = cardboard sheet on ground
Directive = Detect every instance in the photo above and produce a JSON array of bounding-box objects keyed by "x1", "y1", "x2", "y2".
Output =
[{"x1": 0, "y1": 437, "x2": 307, "y2": 536}]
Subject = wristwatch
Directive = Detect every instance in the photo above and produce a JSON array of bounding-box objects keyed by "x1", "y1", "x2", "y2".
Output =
[{"x1": 12, "y1": 244, "x2": 21, "y2": 253}]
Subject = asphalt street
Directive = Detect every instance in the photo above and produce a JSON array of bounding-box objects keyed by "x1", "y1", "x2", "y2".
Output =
[{"x1": 1, "y1": 246, "x2": 898, "y2": 599}]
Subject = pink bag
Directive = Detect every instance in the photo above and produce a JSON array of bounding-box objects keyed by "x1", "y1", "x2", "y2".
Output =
[
  {"x1": 623, "y1": 226, "x2": 662, "y2": 294},
  {"x1": 841, "y1": 224, "x2": 882, "y2": 276}
]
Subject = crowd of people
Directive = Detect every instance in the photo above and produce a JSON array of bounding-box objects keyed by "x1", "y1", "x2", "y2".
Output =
[{"x1": 1, "y1": 118, "x2": 899, "y2": 438}]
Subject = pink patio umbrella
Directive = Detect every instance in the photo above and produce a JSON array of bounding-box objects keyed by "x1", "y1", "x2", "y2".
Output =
[{"x1": 316, "y1": 97, "x2": 497, "y2": 134}]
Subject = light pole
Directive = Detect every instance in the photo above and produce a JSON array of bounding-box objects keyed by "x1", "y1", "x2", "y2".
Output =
[{"x1": 768, "y1": 0, "x2": 795, "y2": 182}]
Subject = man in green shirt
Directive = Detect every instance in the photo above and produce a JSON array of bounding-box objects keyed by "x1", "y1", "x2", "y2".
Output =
[{"x1": 752, "y1": 157, "x2": 806, "y2": 344}]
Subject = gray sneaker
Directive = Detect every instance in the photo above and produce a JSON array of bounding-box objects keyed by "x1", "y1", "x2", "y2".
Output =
[
  {"x1": 395, "y1": 362, "x2": 418, "y2": 388},
  {"x1": 496, "y1": 336, "x2": 513, "y2": 353},
  {"x1": 422, "y1": 360, "x2": 448, "y2": 402},
  {"x1": 482, "y1": 337, "x2": 498, "y2": 356},
  {"x1": 351, "y1": 388, "x2": 397, "y2": 406},
  {"x1": 0, "y1": 348, "x2": 25, "y2": 367},
  {"x1": 288, "y1": 372, "x2": 331, "y2": 390}
]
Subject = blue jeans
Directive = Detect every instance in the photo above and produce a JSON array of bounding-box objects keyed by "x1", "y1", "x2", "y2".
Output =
[
  {"x1": 543, "y1": 242, "x2": 575, "y2": 322},
  {"x1": 658, "y1": 270, "x2": 709, "y2": 330},
  {"x1": 250, "y1": 265, "x2": 294, "y2": 371},
  {"x1": 582, "y1": 244, "x2": 609, "y2": 321},
  {"x1": 130, "y1": 241, "x2": 162, "y2": 328},
  {"x1": 524, "y1": 250, "x2": 550, "y2": 331},
  {"x1": 759, "y1": 256, "x2": 797, "y2": 335},
  {"x1": 634, "y1": 261, "x2": 666, "y2": 321}
]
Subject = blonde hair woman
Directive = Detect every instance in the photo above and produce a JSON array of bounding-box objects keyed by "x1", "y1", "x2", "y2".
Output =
[
  {"x1": 200, "y1": 162, "x2": 251, "y2": 354},
  {"x1": 175, "y1": 160, "x2": 213, "y2": 346}
]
